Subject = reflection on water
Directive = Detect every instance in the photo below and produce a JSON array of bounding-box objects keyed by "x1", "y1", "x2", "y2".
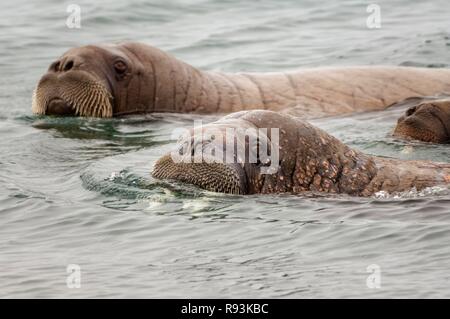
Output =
[{"x1": 1, "y1": 0, "x2": 450, "y2": 298}]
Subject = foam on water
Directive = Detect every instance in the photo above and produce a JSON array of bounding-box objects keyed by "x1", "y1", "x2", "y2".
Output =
[{"x1": 374, "y1": 186, "x2": 450, "y2": 200}]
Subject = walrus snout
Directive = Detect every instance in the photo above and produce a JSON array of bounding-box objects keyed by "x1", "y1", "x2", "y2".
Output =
[
  {"x1": 393, "y1": 100, "x2": 450, "y2": 143},
  {"x1": 32, "y1": 68, "x2": 113, "y2": 118},
  {"x1": 152, "y1": 154, "x2": 248, "y2": 194}
]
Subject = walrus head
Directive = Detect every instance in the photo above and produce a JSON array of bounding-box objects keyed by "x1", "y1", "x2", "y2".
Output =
[
  {"x1": 393, "y1": 99, "x2": 450, "y2": 144},
  {"x1": 153, "y1": 110, "x2": 380, "y2": 196},
  {"x1": 32, "y1": 43, "x2": 160, "y2": 117}
]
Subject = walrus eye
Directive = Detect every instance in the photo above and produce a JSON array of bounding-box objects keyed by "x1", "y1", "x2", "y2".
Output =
[{"x1": 113, "y1": 61, "x2": 127, "y2": 75}]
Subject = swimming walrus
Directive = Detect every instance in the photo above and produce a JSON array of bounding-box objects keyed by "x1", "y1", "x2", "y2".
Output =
[
  {"x1": 152, "y1": 110, "x2": 450, "y2": 196},
  {"x1": 32, "y1": 42, "x2": 450, "y2": 143}
]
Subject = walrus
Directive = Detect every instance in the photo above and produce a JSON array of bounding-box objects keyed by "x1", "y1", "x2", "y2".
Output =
[
  {"x1": 32, "y1": 42, "x2": 450, "y2": 143},
  {"x1": 392, "y1": 97, "x2": 450, "y2": 143},
  {"x1": 152, "y1": 110, "x2": 450, "y2": 196}
]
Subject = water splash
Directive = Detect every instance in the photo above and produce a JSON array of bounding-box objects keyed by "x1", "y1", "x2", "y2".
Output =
[{"x1": 374, "y1": 186, "x2": 449, "y2": 199}]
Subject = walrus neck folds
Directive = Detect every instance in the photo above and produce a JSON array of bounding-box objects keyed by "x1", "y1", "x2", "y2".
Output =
[{"x1": 119, "y1": 43, "x2": 280, "y2": 114}]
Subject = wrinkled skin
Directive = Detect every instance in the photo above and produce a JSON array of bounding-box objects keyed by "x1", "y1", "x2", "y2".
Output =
[
  {"x1": 33, "y1": 42, "x2": 450, "y2": 143},
  {"x1": 152, "y1": 111, "x2": 450, "y2": 196}
]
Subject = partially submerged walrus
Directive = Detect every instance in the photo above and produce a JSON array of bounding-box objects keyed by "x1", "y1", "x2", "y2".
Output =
[
  {"x1": 32, "y1": 42, "x2": 450, "y2": 143},
  {"x1": 393, "y1": 97, "x2": 450, "y2": 143},
  {"x1": 152, "y1": 110, "x2": 450, "y2": 196}
]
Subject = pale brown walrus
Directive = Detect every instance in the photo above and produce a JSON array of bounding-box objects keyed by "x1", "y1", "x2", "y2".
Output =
[
  {"x1": 152, "y1": 110, "x2": 450, "y2": 196},
  {"x1": 32, "y1": 42, "x2": 450, "y2": 143}
]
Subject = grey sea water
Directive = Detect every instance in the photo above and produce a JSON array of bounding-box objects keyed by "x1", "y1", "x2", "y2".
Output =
[{"x1": 1, "y1": 0, "x2": 450, "y2": 298}]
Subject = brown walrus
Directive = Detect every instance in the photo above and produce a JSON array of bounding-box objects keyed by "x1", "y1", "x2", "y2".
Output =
[
  {"x1": 32, "y1": 42, "x2": 450, "y2": 143},
  {"x1": 393, "y1": 97, "x2": 450, "y2": 143},
  {"x1": 152, "y1": 110, "x2": 450, "y2": 196}
]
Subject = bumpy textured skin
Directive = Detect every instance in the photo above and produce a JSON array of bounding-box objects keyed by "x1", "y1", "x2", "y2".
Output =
[
  {"x1": 33, "y1": 42, "x2": 450, "y2": 118},
  {"x1": 152, "y1": 110, "x2": 450, "y2": 196}
]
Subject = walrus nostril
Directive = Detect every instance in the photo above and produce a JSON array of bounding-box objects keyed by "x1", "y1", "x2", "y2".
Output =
[
  {"x1": 406, "y1": 106, "x2": 417, "y2": 117},
  {"x1": 63, "y1": 60, "x2": 74, "y2": 72},
  {"x1": 49, "y1": 60, "x2": 61, "y2": 72}
]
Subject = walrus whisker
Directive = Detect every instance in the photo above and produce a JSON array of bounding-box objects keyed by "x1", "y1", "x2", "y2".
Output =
[
  {"x1": 32, "y1": 67, "x2": 113, "y2": 118},
  {"x1": 31, "y1": 86, "x2": 49, "y2": 115},
  {"x1": 92, "y1": 93, "x2": 102, "y2": 117},
  {"x1": 57, "y1": 79, "x2": 113, "y2": 118},
  {"x1": 81, "y1": 89, "x2": 94, "y2": 115},
  {"x1": 78, "y1": 85, "x2": 93, "y2": 115}
]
